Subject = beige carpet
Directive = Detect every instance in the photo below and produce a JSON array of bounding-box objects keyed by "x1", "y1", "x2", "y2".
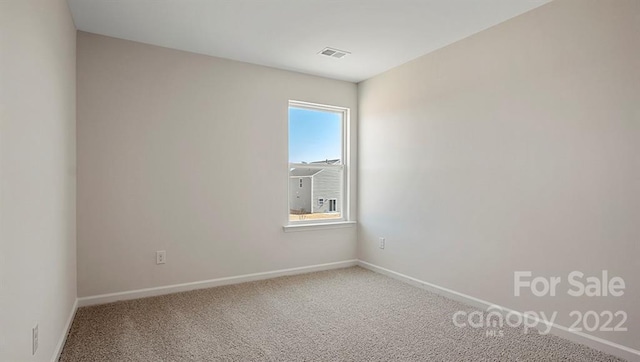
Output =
[{"x1": 60, "y1": 267, "x2": 623, "y2": 361}]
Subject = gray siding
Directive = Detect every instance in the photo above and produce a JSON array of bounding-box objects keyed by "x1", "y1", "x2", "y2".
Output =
[
  {"x1": 311, "y1": 168, "x2": 341, "y2": 213},
  {"x1": 289, "y1": 177, "x2": 312, "y2": 213}
]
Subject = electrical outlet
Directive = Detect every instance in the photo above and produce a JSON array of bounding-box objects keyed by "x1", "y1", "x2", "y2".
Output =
[
  {"x1": 379, "y1": 237, "x2": 385, "y2": 249},
  {"x1": 32, "y1": 324, "x2": 38, "y2": 355},
  {"x1": 156, "y1": 250, "x2": 166, "y2": 264}
]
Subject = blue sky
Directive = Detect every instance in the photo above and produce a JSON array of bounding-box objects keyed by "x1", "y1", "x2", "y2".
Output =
[{"x1": 289, "y1": 107, "x2": 342, "y2": 163}]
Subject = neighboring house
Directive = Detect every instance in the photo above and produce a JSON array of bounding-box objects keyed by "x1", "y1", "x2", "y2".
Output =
[{"x1": 289, "y1": 159, "x2": 341, "y2": 214}]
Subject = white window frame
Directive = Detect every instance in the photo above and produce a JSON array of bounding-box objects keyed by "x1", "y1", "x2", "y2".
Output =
[{"x1": 286, "y1": 100, "x2": 351, "y2": 228}]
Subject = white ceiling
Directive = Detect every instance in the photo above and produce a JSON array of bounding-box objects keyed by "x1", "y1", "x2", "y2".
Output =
[{"x1": 67, "y1": 0, "x2": 550, "y2": 83}]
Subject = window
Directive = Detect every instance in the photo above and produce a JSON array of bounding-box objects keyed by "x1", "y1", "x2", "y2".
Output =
[
  {"x1": 328, "y1": 199, "x2": 337, "y2": 212},
  {"x1": 288, "y1": 101, "x2": 349, "y2": 224}
]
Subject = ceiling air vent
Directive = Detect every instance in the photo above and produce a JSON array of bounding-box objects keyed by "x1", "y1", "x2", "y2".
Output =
[{"x1": 318, "y1": 47, "x2": 350, "y2": 59}]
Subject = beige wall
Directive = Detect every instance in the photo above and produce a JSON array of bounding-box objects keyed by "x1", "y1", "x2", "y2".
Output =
[
  {"x1": 358, "y1": 0, "x2": 639, "y2": 351},
  {"x1": 0, "y1": 0, "x2": 77, "y2": 360},
  {"x1": 76, "y1": 32, "x2": 358, "y2": 297}
]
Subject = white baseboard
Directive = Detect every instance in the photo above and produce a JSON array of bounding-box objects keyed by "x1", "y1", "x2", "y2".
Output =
[
  {"x1": 77, "y1": 260, "x2": 358, "y2": 308},
  {"x1": 65, "y1": 259, "x2": 640, "y2": 361},
  {"x1": 52, "y1": 298, "x2": 78, "y2": 362},
  {"x1": 357, "y1": 260, "x2": 640, "y2": 362}
]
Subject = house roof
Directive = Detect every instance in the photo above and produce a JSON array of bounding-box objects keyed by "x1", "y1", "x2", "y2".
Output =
[
  {"x1": 310, "y1": 159, "x2": 340, "y2": 165},
  {"x1": 290, "y1": 159, "x2": 340, "y2": 177},
  {"x1": 290, "y1": 168, "x2": 322, "y2": 177}
]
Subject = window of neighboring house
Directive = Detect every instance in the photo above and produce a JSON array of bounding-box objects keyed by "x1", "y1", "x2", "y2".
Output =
[
  {"x1": 288, "y1": 100, "x2": 349, "y2": 224},
  {"x1": 328, "y1": 199, "x2": 337, "y2": 212}
]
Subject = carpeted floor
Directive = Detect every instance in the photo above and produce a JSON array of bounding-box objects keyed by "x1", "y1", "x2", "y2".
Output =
[{"x1": 60, "y1": 267, "x2": 623, "y2": 361}]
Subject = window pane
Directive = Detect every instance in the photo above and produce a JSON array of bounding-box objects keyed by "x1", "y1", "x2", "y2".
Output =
[
  {"x1": 289, "y1": 107, "x2": 342, "y2": 164},
  {"x1": 289, "y1": 167, "x2": 342, "y2": 221}
]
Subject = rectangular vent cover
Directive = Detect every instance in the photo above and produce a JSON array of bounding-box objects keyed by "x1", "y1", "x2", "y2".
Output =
[{"x1": 318, "y1": 47, "x2": 350, "y2": 59}]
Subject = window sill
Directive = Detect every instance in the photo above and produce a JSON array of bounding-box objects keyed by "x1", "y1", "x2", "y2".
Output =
[{"x1": 282, "y1": 221, "x2": 357, "y2": 233}]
